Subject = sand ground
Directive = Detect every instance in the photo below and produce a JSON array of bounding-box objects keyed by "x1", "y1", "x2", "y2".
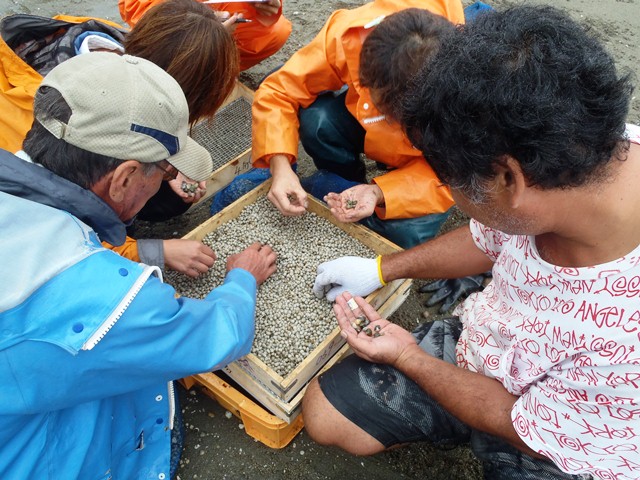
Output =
[{"x1": 1, "y1": 0, "x2": 638, "y2": 478}]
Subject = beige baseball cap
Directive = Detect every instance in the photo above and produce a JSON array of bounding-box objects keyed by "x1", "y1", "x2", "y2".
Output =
[{"x1": 36, "y1": 52, "x2": 213, "y2": 182}]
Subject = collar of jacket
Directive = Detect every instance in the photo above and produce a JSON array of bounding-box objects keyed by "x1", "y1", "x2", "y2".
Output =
[{"x1": 0, "y1": 149, "x2": 127, "y2": 246}]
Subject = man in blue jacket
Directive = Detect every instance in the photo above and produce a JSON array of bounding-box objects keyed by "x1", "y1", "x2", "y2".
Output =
[{"x1": 0, "y1": 52, "x2": 277, "y2": 479}]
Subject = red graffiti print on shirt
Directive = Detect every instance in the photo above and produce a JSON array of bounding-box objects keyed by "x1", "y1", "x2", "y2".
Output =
[
  {"x1": 456, "y1": 213, "x2": 640, "y2": 479},
  {"x1": 596, "y1": 275, "x2": 640, "y2": 298}
]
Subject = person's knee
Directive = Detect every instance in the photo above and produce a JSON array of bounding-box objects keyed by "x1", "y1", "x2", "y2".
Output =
[
  {"x1": 361, "y1": 209, "x2": 452, "y2": 249},
  {"x1": 298, "y1": 102, "x2": 348, "y2": 165},
  {"x1": 236, "y1": 17, "x2": 292, "y2": 70},
  {"x1": 267, "y1": 16, "x2": 292, "y2": 53},
  {"x1": 248, "y1": 17, "x2": 292, "y2": 58},
  {"x1": 302, "y1": 378, "x2": 387, "y2": 455},
  {"x1": 302, "y1": 378, "x2": 335, "y2": 445},
  {"x1": 299, "y1": 103, "x2": 331, "y2": 142}
]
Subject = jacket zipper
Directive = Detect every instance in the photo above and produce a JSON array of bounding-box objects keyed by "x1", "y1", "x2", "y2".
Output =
[
  {"x1": 168, "y1": 381, "x2": 175, "y2": 430},
  {"x1": 363, "y1": 114, "x2": 386, "y2": 125},
  {"x1": 80, "y1": 266, "x2": 175, "y2": 431},
  {"x1": 81, "y1": 265, "x2": 162, "y2": 350}
]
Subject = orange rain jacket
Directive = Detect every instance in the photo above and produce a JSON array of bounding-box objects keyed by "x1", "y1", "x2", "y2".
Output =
[
  {"x1": 119, "y1": 0, "x2": 292, "y2": 71},
  {"x1": 252, "y1": 0, "x2": 465, "y2": 220},
  {"x1": 0, "y1": 15, "x2": 147, "y2": 263},
  {"x1": 0, "y1": 15, "x2": 124, "y2": 154}
]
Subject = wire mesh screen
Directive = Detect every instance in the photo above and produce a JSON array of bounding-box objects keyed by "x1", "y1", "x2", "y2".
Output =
[{"x1": 190, "y1": 97, "x2": 253, "y2": 170}]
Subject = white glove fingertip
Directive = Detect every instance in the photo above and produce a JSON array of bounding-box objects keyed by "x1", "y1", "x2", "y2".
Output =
[
  {"x1": 326, "y1": 286, "x2": 345, "y2": 303},
  {"x1": 312, "y1": 284, "x2": 325, "y2": 299},
  {"x1": 312, "y1": 271, "x2": 333, "y2": 298}
]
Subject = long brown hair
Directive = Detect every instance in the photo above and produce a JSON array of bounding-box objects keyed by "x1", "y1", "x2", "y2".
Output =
[{"x1": 124, "y1": 0, "x2": 239, "y2": 125}]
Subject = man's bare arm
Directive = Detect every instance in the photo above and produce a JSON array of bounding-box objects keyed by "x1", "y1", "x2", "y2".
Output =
[{"x1": 381, "y1": 223, "x2": 494, "y2": 282}]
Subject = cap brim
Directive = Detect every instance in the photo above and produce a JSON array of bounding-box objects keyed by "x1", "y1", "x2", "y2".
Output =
[{"x1": 167, "y1": 136, "x2": 213, "y2": 182}]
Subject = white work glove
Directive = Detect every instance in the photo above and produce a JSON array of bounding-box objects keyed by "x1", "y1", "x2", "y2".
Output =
[{"x1": 313, "y1": 256, "x2": 383, "y2": 302}]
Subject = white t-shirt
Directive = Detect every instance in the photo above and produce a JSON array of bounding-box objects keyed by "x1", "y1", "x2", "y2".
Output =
[{"x1": 454, "y1": 125, "x2": 640, "y2": 480}]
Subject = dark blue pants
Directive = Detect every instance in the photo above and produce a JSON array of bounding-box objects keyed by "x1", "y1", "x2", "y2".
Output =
[{"x1": 299, "y1": 87, "x2": 367, "y2": 182}]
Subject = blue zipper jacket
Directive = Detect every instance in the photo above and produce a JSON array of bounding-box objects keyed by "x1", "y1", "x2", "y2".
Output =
[{"x1": 0, "y1": 149, "x2": 257, "y2": 479}]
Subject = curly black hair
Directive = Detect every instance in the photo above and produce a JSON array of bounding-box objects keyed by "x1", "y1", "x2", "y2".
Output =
[{"x1": 402, "y1": 5, "x2": 634, "y2": 199}]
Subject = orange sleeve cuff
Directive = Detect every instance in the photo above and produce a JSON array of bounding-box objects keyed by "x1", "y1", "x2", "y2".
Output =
[
  {"x1": 254, "y1": 153, "x2": 296, "y2": 169},
  {"x1": 101, "y1": 236, "x2": 141, "y2": 262}
]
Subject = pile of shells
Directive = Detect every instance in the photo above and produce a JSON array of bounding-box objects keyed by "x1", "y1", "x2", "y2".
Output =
[{"x1": 166, "y1": 195, "x2": 374, "y2": 377}]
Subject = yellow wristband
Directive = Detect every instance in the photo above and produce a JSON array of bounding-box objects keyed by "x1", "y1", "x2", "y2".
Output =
[{"x1": 376, "y1": 255, "x2": 387, "y2": 286}]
